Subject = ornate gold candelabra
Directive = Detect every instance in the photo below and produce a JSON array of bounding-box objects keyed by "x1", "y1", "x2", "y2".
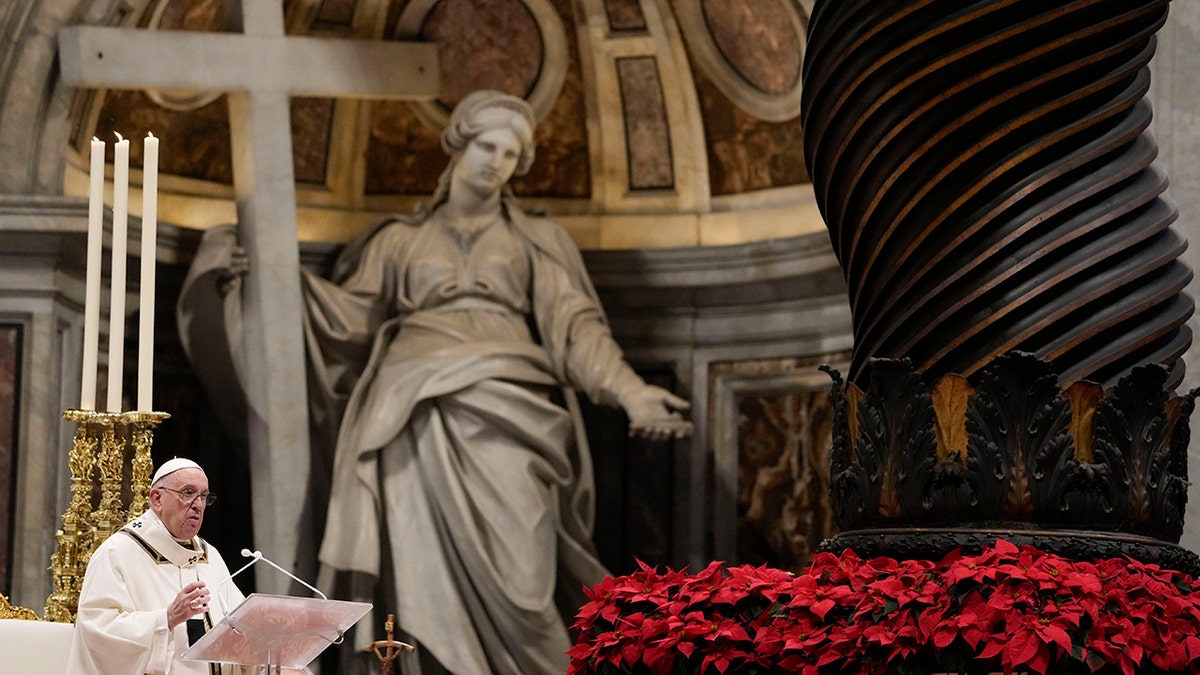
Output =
[
  {"x1": 126, "y1": 412, "x2": 161, "y2": 516},
  {"x1": 44, "y1": 409, "x2": 169, "y2": 622}
]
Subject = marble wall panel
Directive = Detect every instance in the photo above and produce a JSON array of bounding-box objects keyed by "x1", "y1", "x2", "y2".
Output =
[
  {"x1": 94, "y1": 90, "x2": 233, "y2": 184},
  {"x1": 692, "y1": 72, "x2": 810, "y2": 195},
  {"x1": 709, "y1": 358, "x2": 841, "y2": 572},
  {"x1": 314, "y1": 0, "x2": 359, "y2": 29},
  {"x1": 701, "y1": 0, "x2": 802, "y2": 95},
  {"x1": 616, "y1": 57, "x2": 674, "y2": 191},
  {"x1": 424, "y1": 0, "x2": 543, "y2": 105},
  {"x1": 151, "y1": 0, "x2": 226, "y2": 31},
  {"x1": 0, "y1": 324, "x2": 20, "y2": 588},
  {"x1": 366, "y1": 101, "x2": 445, "y2": 195},
  {"x1": 604, "y1": 0, "x2": 647, "y2": 32},
  {"x1": 735, "y1": 386, "x2": 833, "y2": 571},
  {"x1": 292, "y1": 97, "x2": 336, "y2": 185},
  {"x1": 91, "y1": 91, "x2": 334, "y2": 189}
]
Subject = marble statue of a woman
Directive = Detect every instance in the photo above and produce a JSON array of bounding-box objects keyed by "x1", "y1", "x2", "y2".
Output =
[{"x1": 179, "y1": 90, "x2": 691, "y2": 675}]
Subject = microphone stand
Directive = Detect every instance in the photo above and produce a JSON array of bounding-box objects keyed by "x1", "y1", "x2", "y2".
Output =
[{"x1": 230, "y1": 549, "x2": 328, "y2": 600}]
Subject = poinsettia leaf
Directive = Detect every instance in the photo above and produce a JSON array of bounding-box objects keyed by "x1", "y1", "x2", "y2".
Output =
[
  {"x1": 812, "y1": 598, "x2": 836, "y2": 620},
  {"x1": 1006, "y1": 629, "x2": 1040, "y2": 667},
  {"x1": 619, "y1": 643, "x2": 642, "y2": 666},
  {"x1": 994, "y1": 538, "x2": 1019, "y2": 556},
  {"x1": 979, "y1": 639, "x2": 1005, "y2": 659},
  {"x1": 701, "y1": 653, "x2": 731, "y2": 674},
  {"x1": 1125, "y1": 642, "x2": 1144, "y2": 665},
  {"x1": 932, "y1": 628, "x2": 957, "y2": 649},
  {"x1": 1041, "y1": 623, "x2": 1073, "y2": 653}
]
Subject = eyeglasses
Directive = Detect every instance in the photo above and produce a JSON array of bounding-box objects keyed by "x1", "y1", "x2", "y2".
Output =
[{"x1": 158, "y1": 486, "x2": 217, "y2": 506}]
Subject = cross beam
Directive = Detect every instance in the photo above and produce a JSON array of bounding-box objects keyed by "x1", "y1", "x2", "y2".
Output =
[
  {"x1": 59, "y1": 28, "x2": 437, "y2": 99},
  {"x1": 58, "y1": 3, "x2": 438, "y2": 593}
]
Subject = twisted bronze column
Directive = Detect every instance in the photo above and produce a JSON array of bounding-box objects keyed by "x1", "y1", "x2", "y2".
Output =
[
  {"x1": 803, "y1": 0, "x2": 1197, "y2": 570},
  {"x1": 803, "y1": 0, "x2": 1188, "y2": 387}
]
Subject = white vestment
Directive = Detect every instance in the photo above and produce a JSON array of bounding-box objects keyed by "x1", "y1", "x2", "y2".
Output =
[{"x1": 66, "y1": 509, "x2": 252, "y2": 675}]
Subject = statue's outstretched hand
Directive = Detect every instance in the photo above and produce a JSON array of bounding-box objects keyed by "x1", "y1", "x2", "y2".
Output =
[{"x1": 622, "y1": 384, "x2": 693, "y2": 441}]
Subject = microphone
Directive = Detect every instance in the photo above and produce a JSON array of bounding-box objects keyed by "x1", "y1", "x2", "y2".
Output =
[{"x1": 232, "y1": 548, "x2": 263, "y2": 578}]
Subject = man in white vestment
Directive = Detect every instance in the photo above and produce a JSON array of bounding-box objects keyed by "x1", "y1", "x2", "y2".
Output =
[{"x1": 66, "y1": 458, "x2": 304, "y2": 675}]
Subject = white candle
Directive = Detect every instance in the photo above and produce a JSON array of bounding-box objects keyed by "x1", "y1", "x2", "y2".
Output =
[
  {"x1": 137, "y1": 133, "x2": 159, "y2": 412},
  {"x1": 106, "y1": 132, "x2": 129, "y2": 413},
  {"x1": 81, "y1": 137, "x2": 105, "y2": 411}
]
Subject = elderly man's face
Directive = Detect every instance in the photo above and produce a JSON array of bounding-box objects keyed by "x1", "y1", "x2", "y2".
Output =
[{"x1": 149, "y1": 467, "x2": 209, "y2": 540}]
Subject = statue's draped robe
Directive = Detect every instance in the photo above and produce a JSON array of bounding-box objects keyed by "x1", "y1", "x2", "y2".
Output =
[
  {"x1": 181, "y1": 201, "x2": 637, "y2": 674},
  {"x1": 66, "y1": 509, "x2": 251, "y2": 675}
]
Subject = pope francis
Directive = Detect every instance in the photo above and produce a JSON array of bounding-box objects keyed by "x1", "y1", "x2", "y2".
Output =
[{"x1": 66, "y1": 458, "x2": 304, "y2": 674}]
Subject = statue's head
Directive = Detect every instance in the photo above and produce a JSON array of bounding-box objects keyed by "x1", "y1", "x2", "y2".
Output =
[{"x1": 441, "y1": 90, "x2": 536, "y2": 177}]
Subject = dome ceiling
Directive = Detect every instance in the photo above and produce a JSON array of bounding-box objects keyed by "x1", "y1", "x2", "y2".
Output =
[{"x1": 68, "y1": 0, "x2": 819, "y2": 246}]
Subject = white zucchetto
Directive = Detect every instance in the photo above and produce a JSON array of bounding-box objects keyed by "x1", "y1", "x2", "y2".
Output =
[{"x1": 150, "y1": 457, "x2": 203, "y2": 486}]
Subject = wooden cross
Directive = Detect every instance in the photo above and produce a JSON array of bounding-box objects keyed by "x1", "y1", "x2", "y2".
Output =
[
  {"x1": 57, "y1": 0, "x2": 438, "y2": 592},
  {"x1": 367, "y1": 613, "x2": 415, "y2": 675}
]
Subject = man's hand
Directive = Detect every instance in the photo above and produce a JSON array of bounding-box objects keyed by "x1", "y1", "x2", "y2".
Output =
[{"x1": 167, "y1": 581, "x2": 209, "y2": 630}]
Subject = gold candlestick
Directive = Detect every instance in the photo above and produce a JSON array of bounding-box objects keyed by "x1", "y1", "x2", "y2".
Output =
[
  {"x1": 45, "y1": 410, "x2": 108, "y2": 622},
  {"x1": 90, "y1": 418, "x2": 126, "y2": 543},
  {"x1": 44, "y1": 409, "x2": 169, "y2": 622},
  {"x1": 126, "y1": 411, "x2": 170, "y2": 516}
]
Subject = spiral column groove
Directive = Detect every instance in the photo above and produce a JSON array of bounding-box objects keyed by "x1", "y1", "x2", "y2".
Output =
[
  {"x1": 802, "y1": 0, "x2": 1190, "y2": 390},
  {"x1": 804, "y1": 0, "x2": 1199, "y2": 568}
]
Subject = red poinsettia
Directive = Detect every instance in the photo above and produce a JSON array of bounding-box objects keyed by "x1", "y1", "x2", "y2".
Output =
[{"x1": 567, "y1": 539, "x2": 1200, "y2": 675}]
